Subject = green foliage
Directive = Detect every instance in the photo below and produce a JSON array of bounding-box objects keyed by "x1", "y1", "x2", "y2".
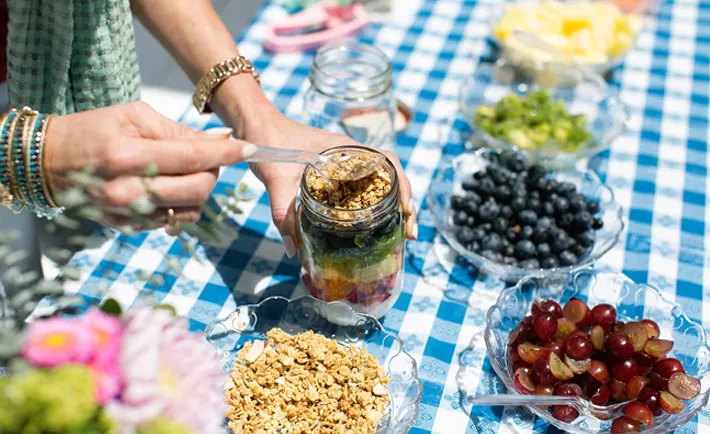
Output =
[
  {"x1": 0, "y1": 365, "x2": 108, "y2": 433},
  {"x1": 99, "y1": 298, "x2": 122, "y2": 316},
  {"x1": 137, "y1": 419, "x2": 193, "y2": 434}
]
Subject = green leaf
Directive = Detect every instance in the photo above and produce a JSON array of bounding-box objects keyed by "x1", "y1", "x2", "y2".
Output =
[
  {"x1": 59, "y1": 265, "x2": 82, "y2": 281},
  {"x1": 130, "y1": 196, "x2": 157, "y2": 215},
  {"x1": 0, "y1": 328, "x2": 28, "y2": 359},
  {"x1": 99, "y1": 298, "x2": 122, "y2": 316},
  {"x1": 153, "y1": 304, "x2": 177, "y2": 316},
  {"x1": 145, "y1": 163, "x2": 160, "y2": 178},
  {"x1": 55, "y1": 187, "x2": 90, "y2": 209}
]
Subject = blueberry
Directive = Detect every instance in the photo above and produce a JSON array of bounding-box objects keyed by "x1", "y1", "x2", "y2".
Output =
[
  {"x1": 492, "y1": 217, "x2": 508, "y2": 234},
  {"x1": 536, "y1": 217, "x2": 553, "y2": 230},
  {"x1": 556, "y1": 181, "x2": 576, "y2": 197},
  {"x1": 592, "y1": 217, "x2": 604, "y2": 230},
  {"x1": 495, "y1": 185, "x2": 512, "y2": 202},
  {"x1": 532, "y1": 227, "x2": 549, "y2": 243},
  {"x1": 586, "y1": 200, "x2": 600, "y2": 214},
  {"x1": 536, "y1": 242, "x2": 551, "y2": 259},
  {"x1": 527, "y1": 164, "x2": 547, "y2": 182},
  {"x1": 536, "y1": 178, "x2": 554, "y2": 196},
  {"x1": 478, "y1": 201, "x2": 501, "y2": 222},
  {"x1": 574, "y1": 211, "x2": 593, "y2": 231},
  {"x1": 558, "y1": 213, "x2": 574, "y2": 229},
  {"x1": 467, "y1": 241, "x2": 481, "y2": 253},
  {"x1": 505, "y1": 228, "x2": 518, "y2": 242},
  {"x1": 504, "y1": 244, "x2": 516, "y2": 257},
  {"x1": 479, "y1": 222, "x2": 493, "y2": 232},
  {"x1": 518, "y1": 210, "x2": 538, "y2": 226},
  {"x1": 464, "y1": 200, "x2": 478, "y2": 216},
  {"x1": 488, "y1": 166, "x2": 510, "y2": 185},
  {"x1": 467, "y1": 191, "x2": 482, "y2": 204},
  {"x1": 572, "y1": 243, "x2": 585, "y2": 257},
  {"x1": 475, "y1": 177, "x2": 496, "y2": 198},
  {"x1": 542, "y1": 201, "x2": 555, "y2": 216},
  {"x1": 569, "y1": 194, "x2": 586, "y2": 212},
  {"x1": 527, "y1": 197, "x2": 541, "y2": 213},
  {"x1": 520, "y1": 225, "x2": 534, "y2": 239},
  {"x1": 541, "y1": 257, "x2": 559, "y2": 268},
  {"x1": 482, "y1": 233, "x2": 504, "y2": 252},
  {"x1": 480, "y1": 249, "x2": 500, "y2": 262},
  {"x1": 451, "y1": 195, "x2": 466, "y2": 211},
  {"x1": 576, "y1": 231, "x2": 595, "y2": 248},
  {"x1": 503, "y1": 256, "x2": 518, "y2": 266},
  {"x1": 473, "y1": 171, "x2": 485, "y2": 181},
  {"x1": 506, "y1": 152, "x2": 528, "y2": 173},
  {"x1": 456, "y1": 227, "x2": 476, "y2": 244},
  {"x1": 520, "y1": 259, "x2": 541, "y2": 270},
  {"x1": 466, "y1": 216, "x2": 476, "y2": 227},
  {"x1": 515, "y1": 240, "x2": 536, "y2": 259},
  {"x1": 471, "y1": 227, "x2": 486, "y2": 241},
  {"x1": 551, "y1": 235, "x2": 570, "y2": 253},
  {"x1": 554, "y1": 197, "x2": 569, "y2": 214},
  {"x1": 453, "y1": 211, "x2": 468, "y2": 225},
  {"x1": 529, "y1": 190, "x2": 541, "y2": 200},
  {"x1": 511, "y1": 197, "x2": 527, "y2": 212},
  {"x1": 559, "y1": 250, "x2": 578, "y2": 266},
  {"x1": 462, "y1": 178, "x2": 477, "y2": 191},
  {"x1": 501, "y1": 205, "x2": 514, "y2": 219}
]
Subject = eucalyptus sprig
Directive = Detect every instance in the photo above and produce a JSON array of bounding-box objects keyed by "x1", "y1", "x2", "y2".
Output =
[{"x1": 0, "y1": 164, "x2": 254, "y2": 364}]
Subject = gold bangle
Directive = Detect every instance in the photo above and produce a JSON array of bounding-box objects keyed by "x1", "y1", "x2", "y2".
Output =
[
  {"x1": 40, "y1": 115, "x2": 59, "y2": 208},
  {"x1": 5, "y1": 108, "x2": 26, "y2": 210},
  {"x1": 192, "y1": 56, "x2": 260, "y2": 115},
  {"x1": 0, "y1": 111, "x2": 12, "y2": 208},
  {"x1": 23, "y1": 111, "x2": 39, "y2": 207}
]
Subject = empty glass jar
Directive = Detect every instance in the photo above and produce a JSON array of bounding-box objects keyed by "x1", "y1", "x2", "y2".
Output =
[{"x1": 303, "y1": 42, "x2": 396, "y2": 151}]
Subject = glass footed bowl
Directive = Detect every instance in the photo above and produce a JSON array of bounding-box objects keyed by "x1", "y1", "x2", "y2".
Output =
[
  {"x1": 483, "y1": 270, "x2": 710, "y2": 433},
  {"x1": 427, "y1": 148, "x2": 624, "y2": 283},
  {"x1": 459, "y1": 59, "x2": 629, "y2": 168},
  {"x1": 204, "y1": 295, "x2": 422, "y2": 434}
]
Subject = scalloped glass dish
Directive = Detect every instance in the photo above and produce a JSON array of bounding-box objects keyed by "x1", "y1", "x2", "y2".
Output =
[
  {"x1": 204, "y1": 296, "x2": 422, "y2": 434},
  {"x1": 459, "y1": 60, "x2": 629, "y2": 168},
  {"x1": 480, "y1": 270, "x2": 710, "y2": 433},
  {"x1": 427, "y1": 148, "x2": 624, "y2": 282}
]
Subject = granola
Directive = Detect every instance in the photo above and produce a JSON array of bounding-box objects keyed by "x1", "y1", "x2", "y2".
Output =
[
  {"x1": 307, "y1": 152, "x2": 392, "y2": 211},
  {"x1": 226, "y1": 328, "x2": 390, "y2": 434}
]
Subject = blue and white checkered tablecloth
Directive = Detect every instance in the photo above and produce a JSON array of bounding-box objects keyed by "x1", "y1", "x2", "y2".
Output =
[{"x1": 56, "y1": 0, "x2": 710, "y2": 432}]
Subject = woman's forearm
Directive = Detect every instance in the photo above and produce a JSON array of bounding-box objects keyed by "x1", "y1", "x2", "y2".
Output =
[{"x1": 131, "y1": 0, "x2": 280, "y2": 138}]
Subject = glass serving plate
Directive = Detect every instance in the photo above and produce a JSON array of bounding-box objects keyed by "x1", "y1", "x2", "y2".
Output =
[
  {"x1": 459, "y1": 59, "x2": 629, "y2": 168},
  {"x1": 204, "y1": 295, "x2": 422, "y2": 434},
  {"x1": 427, "y1": 148, "x2": 624, "y2": 283},
  {"x1": 479, "y1": 270, "x2": 710, "y2": 433}
]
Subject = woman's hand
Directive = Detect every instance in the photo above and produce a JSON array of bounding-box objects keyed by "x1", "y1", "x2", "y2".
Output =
[
  {"x1": 45, "y1": 102, "x2": 253, "y2": 232},
  {"x1": 243, "y1": 115, "x2": 418, "y2": 258}
]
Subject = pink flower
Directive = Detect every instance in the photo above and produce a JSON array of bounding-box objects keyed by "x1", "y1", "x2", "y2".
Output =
[
  {"x1": 22, "y1": 317, "x2": 96, "y2": 367},
  {"x1": 82, "y1": 309, "x2": 123, "y2": 370},
  {"x1": 91, "y1": 368, "x2": 123, "y2": 404},
  {"x1": 106, "y1": 307, "x2": 226, "y2": 434}
]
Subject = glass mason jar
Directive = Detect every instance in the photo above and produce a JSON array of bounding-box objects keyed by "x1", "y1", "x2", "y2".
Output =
[
  {"x1": 303, "y1": 42, "x2": 396, "y2": 151},
  {"x1": 298, "y1": 146, "x2": 405, "y2": 318}
]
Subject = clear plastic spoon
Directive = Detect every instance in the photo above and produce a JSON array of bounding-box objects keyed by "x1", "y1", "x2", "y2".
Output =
[{"x1": 466, "y1": 393, "x2": 578, "y2": 407}]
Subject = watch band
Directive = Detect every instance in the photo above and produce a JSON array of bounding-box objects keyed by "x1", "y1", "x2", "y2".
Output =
[{"x1": 193, "y1": 56, "x2": 260, "y2": 114}]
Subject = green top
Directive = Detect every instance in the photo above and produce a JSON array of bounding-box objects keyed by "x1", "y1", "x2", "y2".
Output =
[{"x1": 7, "y1": 0, "x2": 141, "y2": 115}]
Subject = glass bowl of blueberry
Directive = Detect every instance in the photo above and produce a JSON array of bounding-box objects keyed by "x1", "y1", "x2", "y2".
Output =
[
  {"x1": 427, "y1": 148, "x2": 624, "y2": 282},
  {"x1": 459, "y1": 59, "x2": 629, "y2": 168}
]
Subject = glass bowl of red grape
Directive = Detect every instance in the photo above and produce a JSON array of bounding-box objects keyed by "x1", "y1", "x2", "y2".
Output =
[
  {"x1": 427, "y1": 148, "x2": 624, "y2": 282},
  {"x1": 484, "y1": 270, "x2": 710, "y2": 433}
]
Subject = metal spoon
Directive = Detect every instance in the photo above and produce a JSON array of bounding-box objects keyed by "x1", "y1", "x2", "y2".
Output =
[{"x1": 513, "y1": 30, "x2": 607, "y2": 89}]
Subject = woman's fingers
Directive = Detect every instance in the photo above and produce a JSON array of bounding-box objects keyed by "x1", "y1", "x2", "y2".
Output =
[
  {"x1": 92, "y1": 172, "x2": 218, "y2": 208},
  {"x1": 102, "y1": 137, "x2": 255, "y2": 177},
  {"x1": 381, "y1": 150, "x2": 417, "y2": 240},
  {"x1": 102, "y1": 206, "x2": 202, "y2": 233}
]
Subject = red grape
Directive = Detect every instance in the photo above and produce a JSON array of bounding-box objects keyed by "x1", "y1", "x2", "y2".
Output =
[
  {"x1": 613, "y1": 321, "x2": 626, "y2": 333},
  {"x1": 591, "y1": 384, "x2": 611, "y2": 405},
  {"x1": 518, "y1": 342, "x2": 549, "y2": 364},
  {"x1": 590, "y1": 325, "x2": 605, "y2": 351},
  {"x1": 522, "y1": 316, "x2": 534, "y2": 327},
  {"x1": 531, "y1": 359, "x2": 555, "y2": 386},
  {"x1": 588, "y1": 360, "x2": 610, "y2": 384},
  {"x1": 633, "y1": 351, "x2": 657, "y2": 367},
  {"x1": 508, "y1": 324, "x2": 531, "y2": 346},
  {"x1": 533, "y1": 313, "x2": 558, "y2": 340},
  {"x1": 623, "y1": 401, "x2": 653, "y2": 427},
  {"x1": 626, "y1": 375, "x2": 649, "y2": 399},
  {"x1": 640, "y1": 319, "x2": 660, "y2": 340},
  {"x1": 514, "y1": 367, "x2": 535, "y2": 394},
  {"x1": 552, "y1": 405, "x2": 578, "y2": 422},
  {"x1": 533, "y1": 300, "x2": 563, "y2": 318},
  {"x1": 648, "y1": 372, "x2": 669, "y2": 392},
  {"x1": 548, "y1": 352, "x2": 574, "y2": 380},
  {"x1": 612, "y1": 359, "x2": 640, "y2": 383},
  {"x1": 637, "y1": 388, "x2": 661, "y2": 415},
  {"x1": 659, "y1": 391, "x2": 685, "y2": 414},
  {"x1": 611, "y1": 416, "x2": 641, "y2": 433},
  {"x1": 565, "y1": 355, "x2": 591, "y2": 374},
  {"x1": 622, "y1": 322, "x2": 649, "y2": 352},
  {"x1": 544, "y1": 339, "x2": 565, "y2": 358},
  {"x1": 644, "y1": 339, "x2": 673, "y2": 358},
  {"x1": 668, "y1": 372, "x2": 701, "y2": 400},
  {"x1": 590, "y1": 304, "x2": 616, "y2": 329},
  {"x1": 563, "y1": 298, "x2": 590, "y2": 325},
  {"x1": 654, "y1": 358, "x2": 685, "y2": 378},
  {"x1": 554, "y1": 382, "x2": 583, "y2": 396},
  {"x1": 607, "y1": 333, "x2": 635, "y2": 359},
  {"x1": 535, "y1": 384, "x2": 554, "y2": 396},
  {"x1": 610, "y1": 378, "x2": 629, "y2": 402},
  {"x1": 554, "y1": 318, "x2": 577, "y2": 342},
  {"x1": 566, "y1": 335, "x2": 594, "y2": 360}
]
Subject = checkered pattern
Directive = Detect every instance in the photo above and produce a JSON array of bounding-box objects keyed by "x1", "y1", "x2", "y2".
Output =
[{"x1": 53, "y1": 0, "x2": 710, "y2": 432}]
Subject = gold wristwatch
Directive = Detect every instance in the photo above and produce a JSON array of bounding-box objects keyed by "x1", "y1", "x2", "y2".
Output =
[{"x1": 193, "y1": 56, "x2": 260, "y2": 114}]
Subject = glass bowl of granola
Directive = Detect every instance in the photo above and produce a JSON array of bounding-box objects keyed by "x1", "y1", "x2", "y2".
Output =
[
  {"x1": 205, "y1": 296, "x2": 422, "y2": 434},
  {"x1": 298, "y1": 146, "x2": 405, "y2": 319}
]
